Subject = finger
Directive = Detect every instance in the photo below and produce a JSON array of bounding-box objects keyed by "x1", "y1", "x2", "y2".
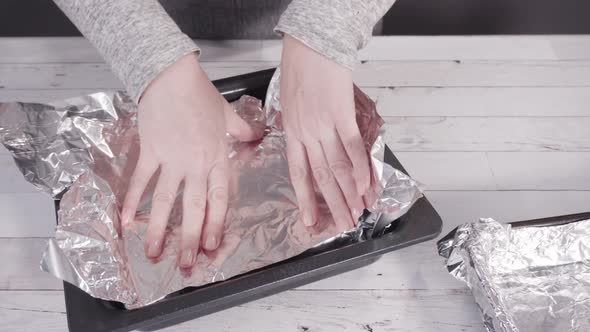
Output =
[
  {"x1": 179, "y1": 172, "x2": 208, "y2": 268},
  {"x1": 322, "y1": 130, "x2": 365, "y2": 223},
  {"x1": 121, "y1": 155, "x2": 158, "y2": 227},
  {"x1": 285, "y1": 135, "x2": 318, "y2": 227},
  {"x1": 337, "y1": 120, "x2": 371, "y2": 196},
  {"x1": 144, "y1": 167, "x2": 182, "y2": 258},
  {"x1": 305, "y1": 140, "x2": 354, "y2": 232},
  {"x1": 201, "y1": 158, "x2": 229, "y2": 251},
  {"x1": 223, "y1": 100, "x2": 265, "y2": 142}
]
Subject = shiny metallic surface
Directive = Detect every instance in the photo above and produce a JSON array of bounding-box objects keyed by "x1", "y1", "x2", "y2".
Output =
[
  {"x1": 0, "y1": 69, "x2": 421, "y2": 308},
  {"x1": 439, "y1": 218, "x2": 590, "y2": 332}
]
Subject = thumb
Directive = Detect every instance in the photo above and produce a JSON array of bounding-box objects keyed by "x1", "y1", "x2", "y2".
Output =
[{"x1": 223, "y1": 99, "x2": 265, "y2": 142}]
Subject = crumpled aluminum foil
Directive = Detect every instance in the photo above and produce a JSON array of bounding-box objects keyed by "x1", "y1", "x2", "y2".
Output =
[
  {"x1": 438, "y1": 218, "x2": 590, "y2": 332},
  {"x1": 0, "y1": 69, "x2": 422, "y2": 308}
]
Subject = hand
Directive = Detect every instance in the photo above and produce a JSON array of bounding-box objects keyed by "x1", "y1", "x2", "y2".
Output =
[
  {"x1": 280, "y1": 35, "x2": 371, "y2": 232},
  {"x1": 121, "y1": 54, "x2": 262, "y2": 267}
]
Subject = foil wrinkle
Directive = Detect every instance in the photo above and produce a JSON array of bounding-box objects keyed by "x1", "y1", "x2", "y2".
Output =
[
  {"x1": 439, "y1": 218, "x2": 590, "y2": 332},
  {"x1": 0, "y1": 69, "x2": 422, "y2": 308}
]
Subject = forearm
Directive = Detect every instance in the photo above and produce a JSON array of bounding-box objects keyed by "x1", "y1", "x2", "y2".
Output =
[
  {"x1": 53, "y1": 0, "x2": 199, "y2": 102},
  {"x1": 275, "y1": 0, "x2": 396, "y2": 69}
]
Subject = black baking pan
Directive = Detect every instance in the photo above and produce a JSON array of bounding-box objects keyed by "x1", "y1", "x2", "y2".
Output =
[{"x1": 57, "y1": 68, "x2": 444, "y2": 332}]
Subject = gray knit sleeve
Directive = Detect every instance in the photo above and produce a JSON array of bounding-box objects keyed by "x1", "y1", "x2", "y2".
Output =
[
  {"x1": 53, "y1": 0, "x2": 200, "y2": 103},
  {"x1": 275, "y1": 0, "x2": 396, "y2": 69}
]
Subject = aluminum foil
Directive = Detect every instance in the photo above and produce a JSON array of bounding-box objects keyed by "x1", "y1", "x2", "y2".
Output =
[
  {"x1": 438, "y1": 218, "x2": 590, "y2": 332},
  {"x1": 0, "y1": 69, "x2": 422, "y2": 308}
]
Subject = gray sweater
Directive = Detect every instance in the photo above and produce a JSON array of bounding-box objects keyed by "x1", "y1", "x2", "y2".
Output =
[{"x1": 53, "y1": 0, "x2": 396, "y2": 102}]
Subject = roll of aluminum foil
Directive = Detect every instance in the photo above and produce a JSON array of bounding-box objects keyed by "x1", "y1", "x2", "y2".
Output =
[
  {"x1": 0, "y1": 69, "x2": 422, "y2": 308},
  {"x1": 438, "y1": 218, "x2": 590, "y2": 332}
]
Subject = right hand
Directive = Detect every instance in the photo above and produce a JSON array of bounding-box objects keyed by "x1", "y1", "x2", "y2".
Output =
[{"x1": 121, "y1": 54, "x2": 262, "y2": 268}]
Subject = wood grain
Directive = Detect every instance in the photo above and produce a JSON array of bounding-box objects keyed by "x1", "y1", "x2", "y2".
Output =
[
  {"x1": 0, "y1": 193, "x2": 55, "y2": 237},
  {"x1": 353, "y1": 60, "x2": 590, "y2": 87},
  {"x1": 396, "y1": 152, "x2": 590, "y2": 190},
  {"x1": 1, "y1": 35, "x2": 589, "y2": 330},
  {"x1": 0, "y1": 239, "x2": 60, "y2": 290},
  {"x1": 0, "y1": 62, "x2": 277, "y2": 90},
  {"x1": 2, "y1": 60, "x2": 590, "y2": 90},
  {"x1": 383, "y1": 117, "x2": 590, "y2": 151},
  {"x1": 0, "y1": 153, "x2": 46, "y2": 193},
  {"x1": 2, "y1": 36, "x2": 590, "y2": 63},
  {"x1": 367, "y1": 86, "x2": 590, "y2": 117},
  {"x1": 0, "y1": 289, "x2": 485, "y2": 332}
]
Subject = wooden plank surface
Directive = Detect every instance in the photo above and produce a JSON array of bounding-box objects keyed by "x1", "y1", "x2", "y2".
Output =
[
  {"x1": 353, "y1": 60, "x2": 590, "y2": 87},
  {"x1": 2, "y1": 61, "x2": 590, "y2": 90},
  {"x1": 0, "y1": 63, "x2": 276, "y2": 90},
  {"x1": 383, "y1": 117, "x2": 590, "y2": 151},
  {"x1": 2, "y1": 36, "x2": 590, "y2": 63},
  {"x1": 0, "y1": 290, "x2": 484, "y2": 332},
  {"x1": 368, "y1": 87, "x2": 590, "y2": 117},
  {"x1": 396, "y1": 152, "x2": 590, "y2": 190},
  {"x1": 1, "y1": 35, "x2": 590, "y2": 331},
  {"x1": 0, "y1": 239, "x2": 60, "y2": 290},
  {"x1": 0, "y1": 194, "x2": 55, "y2": 237}
]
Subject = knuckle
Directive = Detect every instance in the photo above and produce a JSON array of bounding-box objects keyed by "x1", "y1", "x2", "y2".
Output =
[
  {"x1": 345, "y1": 138, "x2": 363, "y2": 153},
  {"x1": 153, "y1": 191, "x2": 176, "y2": 205},
  {"x1": 293, "y1": 86, "x2": 305, "y2": 98},
  {"x1": 312, "y1": 166, "x2": 332, "y2": 186},
  {"x1": 288, "y1": 164, "x2": 307, "y2": 182},
  {"x1": 329, "y1": 159, "x2": 352, "y2": 177},
  {"x1": 130, "y1": 177, "x2": 146, "y2": 190},
  {"x1": 188, "y1": 194, "x2": 207, "y2": 209},
  {"x1": 131, "y1": 172, "x2": 148, "y2": 185},
  {"x1": 208, "y1": 186, "x2": 228, "y2": 203}
]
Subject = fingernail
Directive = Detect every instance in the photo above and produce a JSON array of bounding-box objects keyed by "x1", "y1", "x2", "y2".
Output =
[
  {"x1": 205, "y1": 235, "x2": 218, "y2": 251},
  {"x1": 302, "y1": 214, "x2": 315, "y2": 227},
  {"x1": 147, "y1": 240, "x2": 161, "y2": 258},
  {"x1": 179, "y1": 249, "x2": 196, "y2": 267}
]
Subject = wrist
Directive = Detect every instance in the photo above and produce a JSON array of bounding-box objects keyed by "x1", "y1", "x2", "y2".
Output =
[
  {"x1": 140, "y1": 52, "x2": 205, "y2": 105},
  {"x1": 281, "y1": 34, "x2": 351, "y2": 78}
]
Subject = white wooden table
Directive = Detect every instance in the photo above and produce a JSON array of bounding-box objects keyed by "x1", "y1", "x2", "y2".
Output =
[{"x1": 1, "y1": 36, "x2": 589, "y2": 331}]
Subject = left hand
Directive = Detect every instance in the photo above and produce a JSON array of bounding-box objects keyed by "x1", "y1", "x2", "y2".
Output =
[{"x1": 280, "y1": 34, "x2": 371, "y2": 232}]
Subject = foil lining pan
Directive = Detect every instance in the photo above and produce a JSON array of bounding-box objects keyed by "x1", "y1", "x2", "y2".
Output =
[
  {"x1": 438, "y1": 218, "x2": 590, "y2": 332},
  {"x1": 0, "y1": 69, "x2": 422, "y2": 308}
]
